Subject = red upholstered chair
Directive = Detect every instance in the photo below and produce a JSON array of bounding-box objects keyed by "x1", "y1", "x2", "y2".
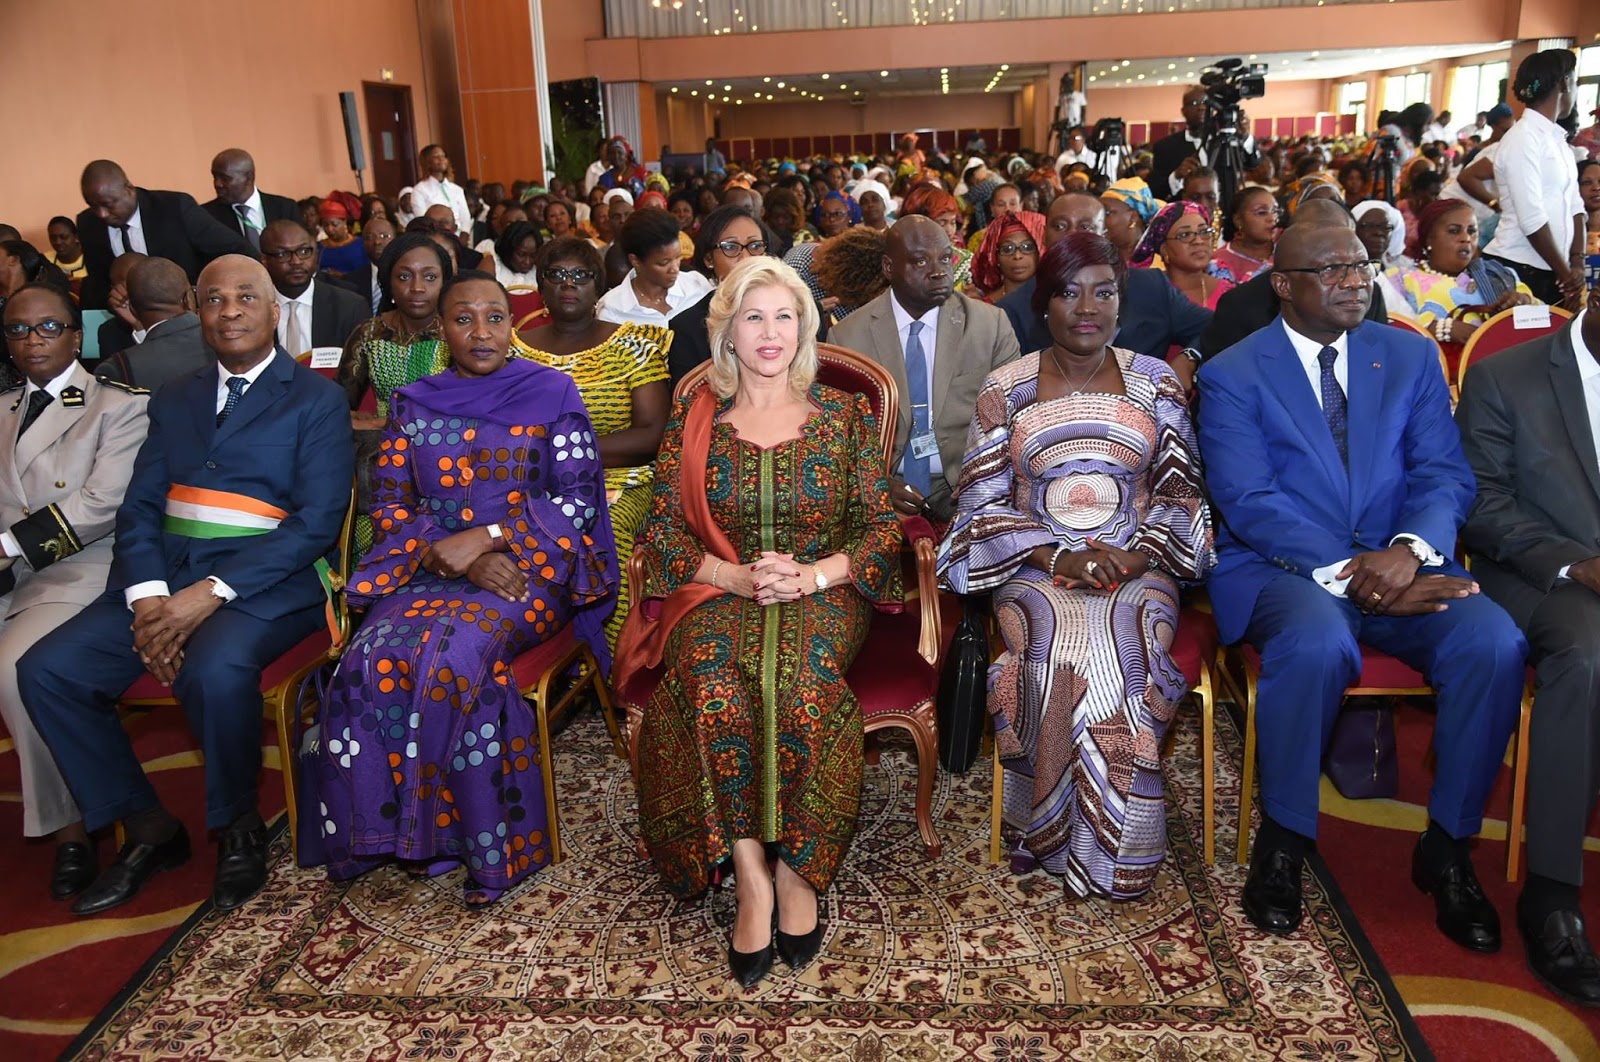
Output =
[
  {"x1": 1455, "y1": 304, "x2": 1574, "y2": 392},
  {"x1": 116, "y1": 489, "x2": 359, "y2": 860},
  {"x1": 506, "y1": 286, "x2": 550, "y2": 333},
  {"x1": 1386, "y1": 316, "x2": 1456, "y2": 404},
  {"x1": 508, "y1": 625, "x2": 622, "y2": 865},
  {"x1": 1222, "y1": 641, "x2": 1533, "y2": 878},
  {"x1": 293, "y1": 348, "x2": 337, "y2": 382},
  {"x1": 618, "y1": 343, "x2": 947, "y2": 855}
]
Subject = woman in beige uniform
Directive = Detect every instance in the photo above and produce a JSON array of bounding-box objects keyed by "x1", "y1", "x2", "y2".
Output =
[{"x1": 0, "y1": 282, "x2": 149, "y2": 899}]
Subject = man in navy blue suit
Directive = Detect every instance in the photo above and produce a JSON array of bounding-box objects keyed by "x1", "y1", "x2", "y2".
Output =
[
  {"x1": 1196, "y1": 222, "x2": 1527, "y2": 950},
  {"x1": 21, "y1": 255, "x2": 354, "y2": 916}
]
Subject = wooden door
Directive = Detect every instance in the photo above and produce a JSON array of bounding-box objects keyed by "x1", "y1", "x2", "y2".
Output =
[{"x1": 363, "y1": 82, "x2": 418, "y2": 198}]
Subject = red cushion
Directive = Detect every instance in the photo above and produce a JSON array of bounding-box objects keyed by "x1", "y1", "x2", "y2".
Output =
[
  {"x1": 509, "y1": 624, "x2": 578, "y2": 689},
  {"x1": 1242, "y1": 642, "x2": 1427, "y2": 690},
  {"x1": 118, "y1": 629, "x2": 332, "y2": 702},
  {"x1": 817, "y1": 356, "x2": 886, "y2": 428},
  {"x1": 847, "y1": 605, "x2": 939, "y2": 716},
  {"x1": 1170, "y1": 607, "x2": 1218, "y2": 690}
]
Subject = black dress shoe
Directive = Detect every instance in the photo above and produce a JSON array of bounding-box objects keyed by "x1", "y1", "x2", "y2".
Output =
[
  {"x1": 213, "y1": 822, "x2": 269, "y2": 912},
  {"x1": 729, "y1": 898, "x2": 777, "y2": 990},
  {"x1": 777, "y1": 897, "x2": 824, "y2": 971},
  {"x1": 50, "y1": 841, "x2": 98, "y2": 900},
  {"x1": 1411, "y1": 840, "x2": 1500, "y2": 953},
  {"x1": 1519, "y1": 906, "x2": 1600, "y2": 1007},
  {"x1": 71, "y1": 827, "x2": 190, "y2": 916},
  {"x1": 1242, "y1": 842, "x2": 1304, "y2": 936}
]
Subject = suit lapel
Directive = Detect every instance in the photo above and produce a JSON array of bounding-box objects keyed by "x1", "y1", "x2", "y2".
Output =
[
  {"x1": 868, "y1": 299, "x2": 912, "y2": 443},
  {"x1": 1261, "y1": 326, "x2": 1348, "y2": 496},
  {"x1": 212, "y1": 349, "x2": 292, "y2": 450},
  {"x1": 933, "y1": 295, "x2": 964, "y2": 420},
  {"x1": 13, "y1": 365, "x2": 93, "y2": 480},
  {"x1": 1550, "y1": 325, "x2": 1600, "y2": 506},
  {"x1": 1344, "y1": 328, "x2": 1383, "y2": 520},
  {"x1": 309, "y1": 281, "x2": 327, "y2": 348}
]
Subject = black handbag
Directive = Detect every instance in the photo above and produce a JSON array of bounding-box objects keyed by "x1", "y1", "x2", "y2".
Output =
[
  {"x1": 936, "y1": 595, "x2": 990, "y2": 773},
  {"x1": 1323, "y1": 701, "x2": 1399, "y2": 800}
]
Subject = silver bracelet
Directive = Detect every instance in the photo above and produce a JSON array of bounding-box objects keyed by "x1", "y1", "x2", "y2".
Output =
[{"x1": 710, "y1": 559, "x2": 725, "y2": 589}]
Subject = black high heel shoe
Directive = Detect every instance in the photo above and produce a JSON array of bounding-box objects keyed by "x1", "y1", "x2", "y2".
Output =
[
  {"x1": 729, "y1": 895, "x2": 776, "y2": 989},
  {"x1": 777, "y1": 896, "x2": 824, "y2": 971}
]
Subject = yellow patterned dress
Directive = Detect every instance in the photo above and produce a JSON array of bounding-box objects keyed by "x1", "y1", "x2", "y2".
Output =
[{"x1": 524, "y1": 322, "x2": 671, "y2": 656}]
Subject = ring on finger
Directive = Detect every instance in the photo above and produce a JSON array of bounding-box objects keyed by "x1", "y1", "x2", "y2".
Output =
[
  {"x1": 1084, "y1": 560, "x2": 1100, "y2": 574},
  {"x1": 1369, "y1": 590, "x2": 1382, "y2": 602}
]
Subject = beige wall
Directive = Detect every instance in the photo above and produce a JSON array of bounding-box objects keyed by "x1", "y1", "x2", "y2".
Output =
[
  {"x1": 0, "y1": 0, "x2": 436, "y2": 248},
  {"x1": 1085, "y1": 79, "x2": 1333, "y2": 130},
  {"x1": 697, "y1": 92, "x2": 1020, "y2": 141}
]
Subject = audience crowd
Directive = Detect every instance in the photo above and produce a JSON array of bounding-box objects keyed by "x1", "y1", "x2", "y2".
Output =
[{"x1": 3, "y1": 47, "x2": 1600, "y2": 1003}]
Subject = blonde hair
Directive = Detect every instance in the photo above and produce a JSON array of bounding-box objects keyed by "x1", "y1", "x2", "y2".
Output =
[{"x1": 705, "y1": 256, "x2": 819, "y2": 399}]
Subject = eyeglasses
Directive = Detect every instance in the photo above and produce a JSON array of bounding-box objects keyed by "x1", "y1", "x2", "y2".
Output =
[
  {"x1": 819, "y1": 210, "x2": 851, "y2": 222},
  {"x1": 544, "y1": 266, "x2": 596, "y2": 285},
  {"x1": 1276, "y1": 260, "x2": 1381, "y2": 285},
  {"x1": 3, "y1": 320, "x2": 71, "y2": 340},
  {"x1": 262, "y1": 247, "x2": 316, "y2": 262},
  {"x1": 1356, "y1": 220, "x2": 1395, "y2": 234},
  {"x1": 1165, "y1": 226, "x2": 1216, "y2": 245},
  {"x1": 715, "y1": 239, "x2": 767, "y2": 258},
  {"x1": 998, "y1": 241, "x2": 1038, "y2": 257}
]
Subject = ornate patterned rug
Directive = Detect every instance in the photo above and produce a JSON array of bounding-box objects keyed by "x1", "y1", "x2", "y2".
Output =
[{"x1": 63, "y1": 704, "x2": 1427, "y2": 1061}]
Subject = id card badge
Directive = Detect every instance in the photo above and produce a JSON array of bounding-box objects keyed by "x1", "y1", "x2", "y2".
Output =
[
  {"x1": 910, "y1": 432, "x2": 939, "y2": 460},
  {"x1": 309, "y1": 346, "x2": 343, "y2": 370}
]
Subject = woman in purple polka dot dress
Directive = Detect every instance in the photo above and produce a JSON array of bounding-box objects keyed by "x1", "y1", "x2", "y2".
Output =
[{"x1": 301, "y1": 271, "x2": 618, "y2": 905}]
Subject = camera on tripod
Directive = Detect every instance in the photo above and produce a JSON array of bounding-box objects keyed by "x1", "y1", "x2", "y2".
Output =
[{"x1": 1195, "y1": 57, "x2": 1267, "y2": 215}]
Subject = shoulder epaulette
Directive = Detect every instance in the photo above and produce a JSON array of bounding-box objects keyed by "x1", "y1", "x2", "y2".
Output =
[{"x1": 97, "y1": 378, "x2": 151, "y2": 395}]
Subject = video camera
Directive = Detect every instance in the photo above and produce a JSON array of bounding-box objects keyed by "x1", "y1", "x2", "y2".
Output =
[{"x1": 1199, "y1": 57, "x2": 1267, "y2": 120}]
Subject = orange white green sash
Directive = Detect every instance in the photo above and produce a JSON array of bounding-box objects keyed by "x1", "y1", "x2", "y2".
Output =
[{"x1": 162, "y1": 486, "x2": 287, "y2": 539}]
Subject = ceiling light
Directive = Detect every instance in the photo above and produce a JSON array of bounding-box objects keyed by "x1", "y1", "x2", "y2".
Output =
[
  {"x1": 1168, "y1": 63, "x2": 1176, "y2": 69},
  {"x1": 690, "y1": 90, "x2": 698, "y2": 96},
  {"x1": 723, "y1": 85, "x2": 731, "y2": 91},
  {"x1": 670, "y1": 86, "x2": 678, "y2": 93},
  {"x1": 838, "y1": 83, "x2": 847, "y2": 89},
  {"x1": 820, "y1": 73, "x2": 829, "y2": 79},
  {"x1": 777, "y1": 81, "x2": 785, "y2": 88},
  {"x1": 940, "y1": 68, "x2": 949, "y2": 73},
  {"x1": 763, "y1": 76, "x2": 771, "y2": 82},
  {"x1": 880, "y1": 70, "x2": 889, "y2": 77},
  {"x1": 705, "y1": 80, "x2": 713, "y2": 85}
]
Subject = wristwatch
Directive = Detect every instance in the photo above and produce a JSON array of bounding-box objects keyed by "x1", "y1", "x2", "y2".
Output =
[
  {"x1": 813, "y1": 565, "x2": 829, "y2": 593},
  {"x1": 1178, "y1": 346, "x2": 1203, "y2": 364},
  {"x1": 1394, "y1": 536, "x2": 1431, "y2": 565}
]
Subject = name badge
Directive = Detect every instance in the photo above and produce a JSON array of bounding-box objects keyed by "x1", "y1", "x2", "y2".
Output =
[
  {"x1": 910, "y1": 432, "x2": 939, "y2": 460},
  {"x1": 1512, "y1": 304, "x2": 1552, "y2": 330},
  {"x1": 309, "y1": 347, "x2": 343, "y2": 370}
]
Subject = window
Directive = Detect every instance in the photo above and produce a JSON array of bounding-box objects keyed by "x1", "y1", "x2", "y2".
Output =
[
  {"x1": 1383, "y1": 72, "x2": 1431, "y2": 113},
  {"x1": 1448, "y1": 60, "x2": 1509, "y2": 122},
  {"x1": 1338, "y1": 81, "x2": 1368, "y2": 136},
  {"x1": 1579, "y1": 46, "x2": 1600, "y2": 128}
]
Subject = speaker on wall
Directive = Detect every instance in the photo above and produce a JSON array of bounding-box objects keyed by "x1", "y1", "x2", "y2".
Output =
[{"x1": 340, "y1": 91, "x2": 366, "y2": 172}]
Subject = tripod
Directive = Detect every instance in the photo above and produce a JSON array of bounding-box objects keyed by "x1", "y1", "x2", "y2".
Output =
[
  {"x1": 1204, "y1": 118, "x2": 1252, "y2": 218},
  {"x1": 1366, "y1": 138, "x2": 1399, "y2": 204}
]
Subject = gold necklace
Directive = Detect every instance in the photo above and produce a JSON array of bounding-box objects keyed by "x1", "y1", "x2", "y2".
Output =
[{"x1": 1048, "y1": 345, "x2": 1108, "y2": 396}]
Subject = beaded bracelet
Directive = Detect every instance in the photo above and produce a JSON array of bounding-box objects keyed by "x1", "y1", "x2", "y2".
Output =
[
  {"x1": 710, "y1": 559, "x2": 725, "y2": 589},
  {"x1": 1049, "y1": 542, "x2": 1071, "y2": 585}
]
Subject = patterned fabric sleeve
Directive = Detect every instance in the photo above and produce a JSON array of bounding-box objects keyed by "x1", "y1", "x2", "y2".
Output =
[
  {"x1": 634, "y1": 397, "x2": 707, "y2": 597},
  {"x1": 936, "y1": 374, "x2": 1057, "y2": 593},
  {"x1": 346, "y1": 392, "x2": 448, "y2": 607},
  {"x1": 625, "y1": 324, "x2": 672, "y2": 389},
  {"x1": 1125, "y1": 364, "x2": 1216, "y2": 582},
  {"x1": 515, "y1": 407, "x2": 616, "y2": 609},
  {"x1": 335, "y1": 317, "x2": 377, "y2": 411},
  {"x1": 841, "y1": 391, "x2": 904, "y2": 606}
]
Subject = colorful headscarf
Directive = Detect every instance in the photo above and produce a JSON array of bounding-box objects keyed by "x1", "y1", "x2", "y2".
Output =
[
  {"x1": 972, "y1": 211, "x2": 1046, "y2": 293},
  {"x1": 604, "y1": 135, "x2": 635, "y2": 163},
  {"x1": 812, "y1": 189, "x2": 861, "y2": 229},
  {"x1": 1283, "y1": 172, "x2": 1341, "y2": 218},
  {"x1": 1130, "y1": 200, "x2": 1209, "y2": 268},
  {"x1": 645, "y1": 172, "x2": 671, "y2": 194},
  {"x1": 637, "y1": 190, "x2": 669, "y2": 211},
  {"x1": 1101, "y1": 178, "x2": 1163, "y2": 224},
  {"x1": 518, "y1": 184, "x2": 548, "y2": 204}
]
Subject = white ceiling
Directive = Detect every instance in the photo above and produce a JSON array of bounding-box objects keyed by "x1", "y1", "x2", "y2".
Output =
[{"x1": 1086, "y1": 43, "x2": 1508, "y2": 90}]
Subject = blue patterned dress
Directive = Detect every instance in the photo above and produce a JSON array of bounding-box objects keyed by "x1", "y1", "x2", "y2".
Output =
[{"x1": 938, "y1": 350, "x2": 1214, "y2": 899}]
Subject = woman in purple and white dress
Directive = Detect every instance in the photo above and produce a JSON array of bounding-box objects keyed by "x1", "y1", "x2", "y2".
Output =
[{"x1": 938, "y1": 233, "x2": 1214, "y2": 900}]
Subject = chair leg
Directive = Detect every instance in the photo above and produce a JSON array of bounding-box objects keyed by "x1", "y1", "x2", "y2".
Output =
[
  {"x1": 1236, "y1": 661, "x2": 1259, "y2": 866},
  {"x1": 533, "y1": 668, "x2": 563, "y2": 865},
  {"x1": 584, "y1": 652, "x2": 626, "y2": 761},
  {"x1": 989, "y1": 729, "x2": 1003, "y2": 866},
  {"x1": 1506, "y1": 685, "x2": 1534, "y2": 882},
  {"x1": 1197, "y1": 671, "x2": 1216, "y2": 866},
  {"x1": 267, "y1": 682, "x2": 300, "y2": 863},
  {"x1": 906, "y1": 712, "x2": 942, "y2": 858}
]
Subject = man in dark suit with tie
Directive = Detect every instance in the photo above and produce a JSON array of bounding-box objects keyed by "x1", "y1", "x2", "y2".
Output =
[
  {"x1": 1148, "y1": 85, "x2": 1261, "y2": 199},
  {"x1": 1456, "y1": 285, "x2": 1600, "y2": 1005},
  {"x1": 95, "y1": 258, "x2": 211, "y2": 391},
  {"x1": 200, "y1": 149, "x2": 299, "y2": 253},
  {"x1": 20, "y1": 254, "x2": 353, "y2": 916},
  {"x1": 77, "y1": 160, "x2": 253, "y2": 310},
  {"x1": 1196, "y1": 221, "x2": 1527, "y2": 951},
  {"x1": 259, "y1": 221, "x2": 371, "y2": 355},
  {"x1": 998, "y1": 193, "x2": 1211, "y2": 387},
  {"x1": 829, "y1": 215, "x2": 1020, "y2": 522}
]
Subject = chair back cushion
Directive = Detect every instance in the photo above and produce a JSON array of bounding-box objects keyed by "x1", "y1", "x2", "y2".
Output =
[{"x1": 1457, "y1": 305, "x2": 1574, "y2": 388}]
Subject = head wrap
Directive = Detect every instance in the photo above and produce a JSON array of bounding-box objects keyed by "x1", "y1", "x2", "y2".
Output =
[
  {"x1": 604, "y1": 135, "x2": 635, "y2": 163},
  {"x1": 849, "y1": 178, "x2": 895, "y2": 219},
  {"x1": 645, "y1": 172, "x2": 671, "y2": 194},
  {"x1": 395, "y1": 186, "x2": 416, "y2": 225},
  {"x1": 1101, "y1": 178, "x2": 1163, "y2": 224},
  {"x1": 637, "y1": 190, "x2": 669, "y2": 211},
  {"x1": 812, "y1": 189, "x2": 862, "y2": 229},
  {"x1": 1007, "y1": 156, "x2": 1031, "y2": 177},
  {"x1": 1284, "y1": 172, "x2": 1341, "y2": 218},
  {"x1": 603, "y1": 188, "x2": 634, "y2": 207},
  {"x1": 1130, "y1": 200, "x2": 1209, "y2": 268},
  {"x1": 1352, "y1": 199, "x2": 1406, "y2": 261},
  {"x1": 778, "y1": 161, "x2": 797, "y2": 175},
  {"x1": 318, "y1": 198, "x2": 349, "y2": 220},
  {"x1": 1408, "y1": 197, "x2": 1476, "y2": 262},
  {"x1": 972, "y1": 211, "x2": 1046, "y2": 293}
]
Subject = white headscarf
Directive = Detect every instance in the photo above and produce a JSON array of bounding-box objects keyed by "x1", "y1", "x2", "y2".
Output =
[
  {"x1": 603, "y1": 188, "x2": 635, "y2": 207},
  {"x1": 1353, "y1": 199, "x2": 1406, "y2": 260},
  {"x1": 396, "y1": 186, "x2": 416, "y2": 227},
  {"x1": 849, "y1": 178, "x2": 895, "y2": 219}
]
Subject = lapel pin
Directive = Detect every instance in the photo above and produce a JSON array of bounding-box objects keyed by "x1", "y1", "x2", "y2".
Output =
[
  {"x1": 1371, "y1": 362, "x2": 1381, "y2": 369},
  {"x1": 60, "y1": 386, "x2": 85, "y2": 408},
  {"x1": 7, "y1": 396, "x2": 19, "y2": 413}
]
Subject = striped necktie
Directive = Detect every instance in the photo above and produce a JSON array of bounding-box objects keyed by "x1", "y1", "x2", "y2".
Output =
[
  {"x1": 232, "y1": 203, "x2": 260, "y2": 250},
  {"x1": 216, "y1": 375, "x2": 248, "y2": 427}
]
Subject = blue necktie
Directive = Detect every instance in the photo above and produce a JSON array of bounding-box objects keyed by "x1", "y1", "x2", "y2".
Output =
[
  {"x1": 216, "y1": 375, "x2": 248, "y2": 427},
  {"x1": 903, "y1": 320, "x2": 933, "y2": 493},
  {"x1": 1318, "y1": 345, "x2": 1347, "y2": 464}
]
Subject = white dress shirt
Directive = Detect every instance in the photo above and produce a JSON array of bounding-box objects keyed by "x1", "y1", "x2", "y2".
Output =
[
  {"x1": 229, "y1": 189, "x2": 265, "y2": 237},
  {"x1": 595, "y1": 268, "x2": 714, "y2": 327},
  {"x1": 131, "y1": 314, "x2": 181, "y2": 346},
  {"x1": 583, "y1": 159, "x2": 608, "y2": 197},
  {"x1": 1558, "y1": 310, "x2": 1600, "y2": 582},
  {"x1": 1, "y1": 364, "x2": 80, "y2": 561},
  {"x1": 1484, "y1": 108, "x2": 1586, "y2": 272},
  {"x1": 108, "y1": 207, "x2": 147, "y2": 256},
  {"x1": 1278, "y1": 321, "x2": 1443, "y2": 594},
  {"x1": 890, "y1": 293, "x2": 944, "y2": 477},
  {"x1": 410, "y1": 175, "x2": 472, "y2": 237},
  {"x1": 124, "y1": 355, "x2": 277, "y2": 607},
  {"x1": 274, "y1": 284, "x2": 316, "y2": 355},
  {"x1": 1167, "y1": 130, "x2": 1257, "y2": 195},
  {"x1": 1054, "y1": 147, "x2": 1098, "y2": 172}
]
